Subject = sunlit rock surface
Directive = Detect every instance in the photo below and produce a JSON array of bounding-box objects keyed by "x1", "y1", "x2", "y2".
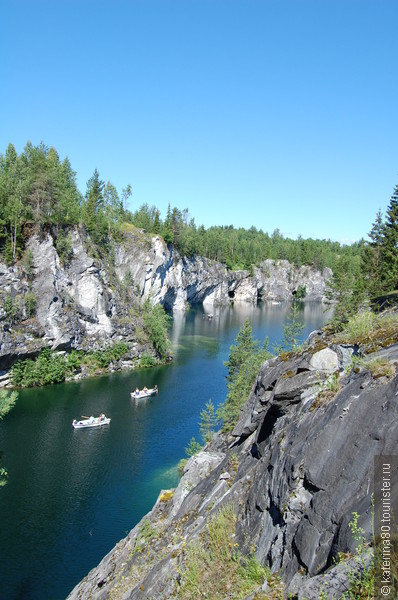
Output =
[
  {"x1": 67, "y1": 334, "x2": 398, "y2": 599},
  {"x1": 0, "y1": 228, "x2": 330, "y2": 370}
]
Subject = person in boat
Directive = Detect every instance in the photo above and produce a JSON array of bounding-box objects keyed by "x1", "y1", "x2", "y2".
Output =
[
  {"x1": 73, "y1": 419, "x2": 77, "y2": 426},
  {"x1": 143, "y1": 386, "x2": 148, "y2": 392},
  {"x1": 99, "y1": 413, "x2": 105, "y2": 421},
  {"x1": 154, "y1": 385, "x2": 158, "y2": 393},
  {"x1": 89, "y1": 416, "x2": 95, "y2": 423}
]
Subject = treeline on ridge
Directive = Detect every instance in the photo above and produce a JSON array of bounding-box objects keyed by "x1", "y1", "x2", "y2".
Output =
[{"x1": 0, "y1": 141, "x2": 359, "y2": 272}]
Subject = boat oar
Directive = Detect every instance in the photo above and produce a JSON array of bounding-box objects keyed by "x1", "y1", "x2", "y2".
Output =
[{"x1": 81, "y1": 415, "x2": 89, "y2": 419}]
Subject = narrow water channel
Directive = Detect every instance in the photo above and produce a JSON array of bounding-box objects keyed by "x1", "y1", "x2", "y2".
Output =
[{"x1": 0, "y1": 302, "x2": 331, "y2": 600}]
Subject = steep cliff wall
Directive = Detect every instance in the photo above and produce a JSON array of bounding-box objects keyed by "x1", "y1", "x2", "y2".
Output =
[
  {"x1": 67, "y1": 334, "x2": 398, "y2": 599},
  {"x1": 114, "y1": 232, "x2": 236, "y2": 311},
  {"x1": 0, "y1": 227, "x2": 331, "y2": 372},
  {"x1": 0, "y1": 229, "x2": 147, "y2": 371},
  {"x1": 114, "y1": 232, "x2": 331, "y2": 310}
]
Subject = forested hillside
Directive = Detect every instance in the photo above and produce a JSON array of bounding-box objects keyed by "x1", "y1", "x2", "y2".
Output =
[
  {"x1": 1, "y1": 141, "x2": 397, "y2": 326},
  {"x1": 0, "y1": 141, "x2": 358, "y2": 271}
]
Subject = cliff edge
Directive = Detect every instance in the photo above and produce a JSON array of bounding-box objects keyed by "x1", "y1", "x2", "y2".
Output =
[{"x1": 67, "y1": 324, "x2": 398, "y2": 599}]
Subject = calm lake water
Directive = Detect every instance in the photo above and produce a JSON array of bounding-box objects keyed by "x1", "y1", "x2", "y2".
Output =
[{"x1": 0, "y1": 302, "x2": 331, "y2": 600}]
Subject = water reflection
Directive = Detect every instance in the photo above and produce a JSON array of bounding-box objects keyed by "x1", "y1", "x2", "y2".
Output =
[
  {"x1": 0, "y1": 301, "x2": 332, "y2": 600},
  {"x1": 170, "y1": 301, "x2": 332, "y2": 359}
]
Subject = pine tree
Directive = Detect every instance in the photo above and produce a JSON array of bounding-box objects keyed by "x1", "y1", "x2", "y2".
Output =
[
  {"x1": 162, "y1": 203, "x2": 173, "y2": 244},
  {"x1": 380, "y1": 184, "x2": 398, "y2": 291},
  {"x1": 83, "y1": 169, "x2": 106, "y2": 243},
  {"x1": 280, "y1": 302, "x2": 305, "y2": 351},
  {"x1": 199, "y1": 399, "x2": 219, "y2": 443},
  {"x1": 1, "y1": 144, "x2": 29, "y2": 262},
  {"x1": 325, "y1": 254, "x2": 364, "y2": 326},
  {"x1": 361, "y1": 209, "x2": 384, "y2": 296},
  {"x1": 217, "y1": 320, "x2": 269, "y2": 432},
  {"x1": 103, "y1": 182, "x2": 123, "y2": 236}
]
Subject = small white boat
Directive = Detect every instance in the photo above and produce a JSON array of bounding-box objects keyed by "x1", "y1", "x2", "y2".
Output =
[
  {"x1": 72, "y1": 414, "x2": 111, "y2": 429},
  {"x1": 130, "y1": 386, "x2": 158, "y2": 400}
]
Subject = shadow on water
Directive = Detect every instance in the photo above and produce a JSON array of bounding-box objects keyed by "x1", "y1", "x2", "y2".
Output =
[{"x1": 0, "y1": 302, "x2": 332, "y2": 599}]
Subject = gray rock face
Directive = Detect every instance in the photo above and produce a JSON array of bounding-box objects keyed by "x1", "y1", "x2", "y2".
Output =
[
  {"x1": 170, "y1": 449, "x2": 225, "y2": 518},
  {"x1": 67, "y1": 339, "x2": 398, "y2": 599},
  {"x1": 114, "y1": 235, "x2": 331, "y2": 311},
  {"x1": 255, "y1": 259, "x2": 332, "y2": 303},
  {"x1": 114, "y1": 233, "x2": 235, "y2": 311},
  {"x1": 286, "y1": 549, "x2": 374, "y2": 599},
  {"x1": 28, "y1": 231, "x2": 115, "y2": 348},
  {"x1": 0, "y1": 228, "x2": 331, "y2": 370},
  {"x1": 0, "y1": 230, "x2": 146, "y2": 369}
]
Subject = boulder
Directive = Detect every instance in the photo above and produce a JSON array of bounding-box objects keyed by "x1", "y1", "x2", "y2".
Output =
[
  {"x1": 309, "y1": 347, "x2": 339, "y2": 373},
  {"x1": 286, "y1": 549, "x2": 373, "y2": 599},
  {"x1": 170, "y1": 450, "x2": 225, "y2": 518}
]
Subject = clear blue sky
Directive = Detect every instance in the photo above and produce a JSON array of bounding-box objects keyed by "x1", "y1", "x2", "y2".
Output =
[{"x1": 1, "y1": 0, "x2": 397, "y2": 243}]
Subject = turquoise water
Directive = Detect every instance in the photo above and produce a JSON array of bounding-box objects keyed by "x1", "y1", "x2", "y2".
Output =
[{"x1": 0, "y1": 302, "x2": 331, "y2": 599}]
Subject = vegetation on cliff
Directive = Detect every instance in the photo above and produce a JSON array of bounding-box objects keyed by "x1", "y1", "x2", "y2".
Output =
[
  {"x1": 1, "y1": 142, "x2": 396, "y2": 326},
  {"x1": 326, "y1": 184, "x2": 398, "y2": 326},
  {"x1": 142, "y1": 299, "x2": 172, "y2": 361},
  {"x1": 0, "y1": 141, "x2": 359, "y2": 273},
  {"x1": 178, "y1": 503, "x2": 272, "y2": 599},
  {"x1": 0, "y1": 389, "x2": 17, "y2": 485},
  {"x1": 8, "y1": 298, "x2": 173, "y2": 389},
  {"x1": 9, "y1": 342, "x2": 132, "y2": 388},
  {"x1": 217, "y1": 319, "x2": 271, "y2": 432}
]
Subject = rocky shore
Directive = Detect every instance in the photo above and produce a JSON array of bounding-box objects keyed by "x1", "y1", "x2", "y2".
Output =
[
  {"x1": 0, "y1": 227, "x2": 331, "y2": 376},
  {"x1": 67, "y1": 328, "x2": 398, "y2": 599}
]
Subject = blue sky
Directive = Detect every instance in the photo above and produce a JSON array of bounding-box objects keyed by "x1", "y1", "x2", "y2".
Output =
[{"x1": 1, "y1": 0, "x2": 397, "y2": 243}]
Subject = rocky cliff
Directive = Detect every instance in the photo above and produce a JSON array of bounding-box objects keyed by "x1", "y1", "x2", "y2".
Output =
[
  {"x1": 67, "y1": 328, "x2": 398, "y2": 599},
  {"x1": 0, "y1": 227, "x2": 331, "y2": 373},
  {"x1": 114, "y1": 232, "x2": 331, "y2": 310}
]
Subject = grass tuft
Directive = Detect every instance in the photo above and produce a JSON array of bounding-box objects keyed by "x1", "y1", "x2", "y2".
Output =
[
  {"x1": 178, "y1": 504, "x2": 272, "y2": 599},
  {"x1": 333, "y1": 310, "x2": 398, "y2": 350}
]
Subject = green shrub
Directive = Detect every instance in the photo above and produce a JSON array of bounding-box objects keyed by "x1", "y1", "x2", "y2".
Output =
[
  {"x1": 185, "y1": 437, "x2": 202, "y2": 457},
  {"x1": 139, "y1": 352, "x2": 156, "y2": 368},
  {"x1": 334, "y1": 310, "x2": 398, "y2": 349},
  {"x1": 92, "y1": 342, "x2": 130, "y2": 368},
  {"x1": 55, "y1": 230, "x2": 74, "y2": 265},
  {"x1": 66, "y1": 350, "x2": 81, "y2": 371},
  {"x1": 295, "y1": 285, "x2": 307, "y2": 300},
  {"x1": 24, "y1": 291, "x2": 37, "y2": 318},
  {"x1": 22, "y1": 249, "x2": 34, "y2": 276},
  {"x1": 341, "y1": 311, "x2": 377, "y2": 342},
  {"x1": 11, "y1": 348, "x2": 68, "y2": 387},
  {"x1": 142, "y1": 299, "x2": 172, "y2": 360},
  {"x1": 3, "y1": 295, "x2": 18, "y2": 322},
  {"x1": 11, "y1": 342, "x2": 131, "y2": 388},
  {"x1": 276, "y1": 301, "x2": 305, "y2": 352},
  {"x1": 199, "y1": 399, "x2": 219, "y2": 443},
  {"x1": 0, "y1": 389, "x2": 18, "y2": 420},
  {"x1": 0, "y1": 389, "x2": 18, "y2": 486}
]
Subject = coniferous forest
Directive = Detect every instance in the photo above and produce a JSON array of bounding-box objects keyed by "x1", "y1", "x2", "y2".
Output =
[{"x1": 0, "y1": 141, "x2": 397, "y2": 325}]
